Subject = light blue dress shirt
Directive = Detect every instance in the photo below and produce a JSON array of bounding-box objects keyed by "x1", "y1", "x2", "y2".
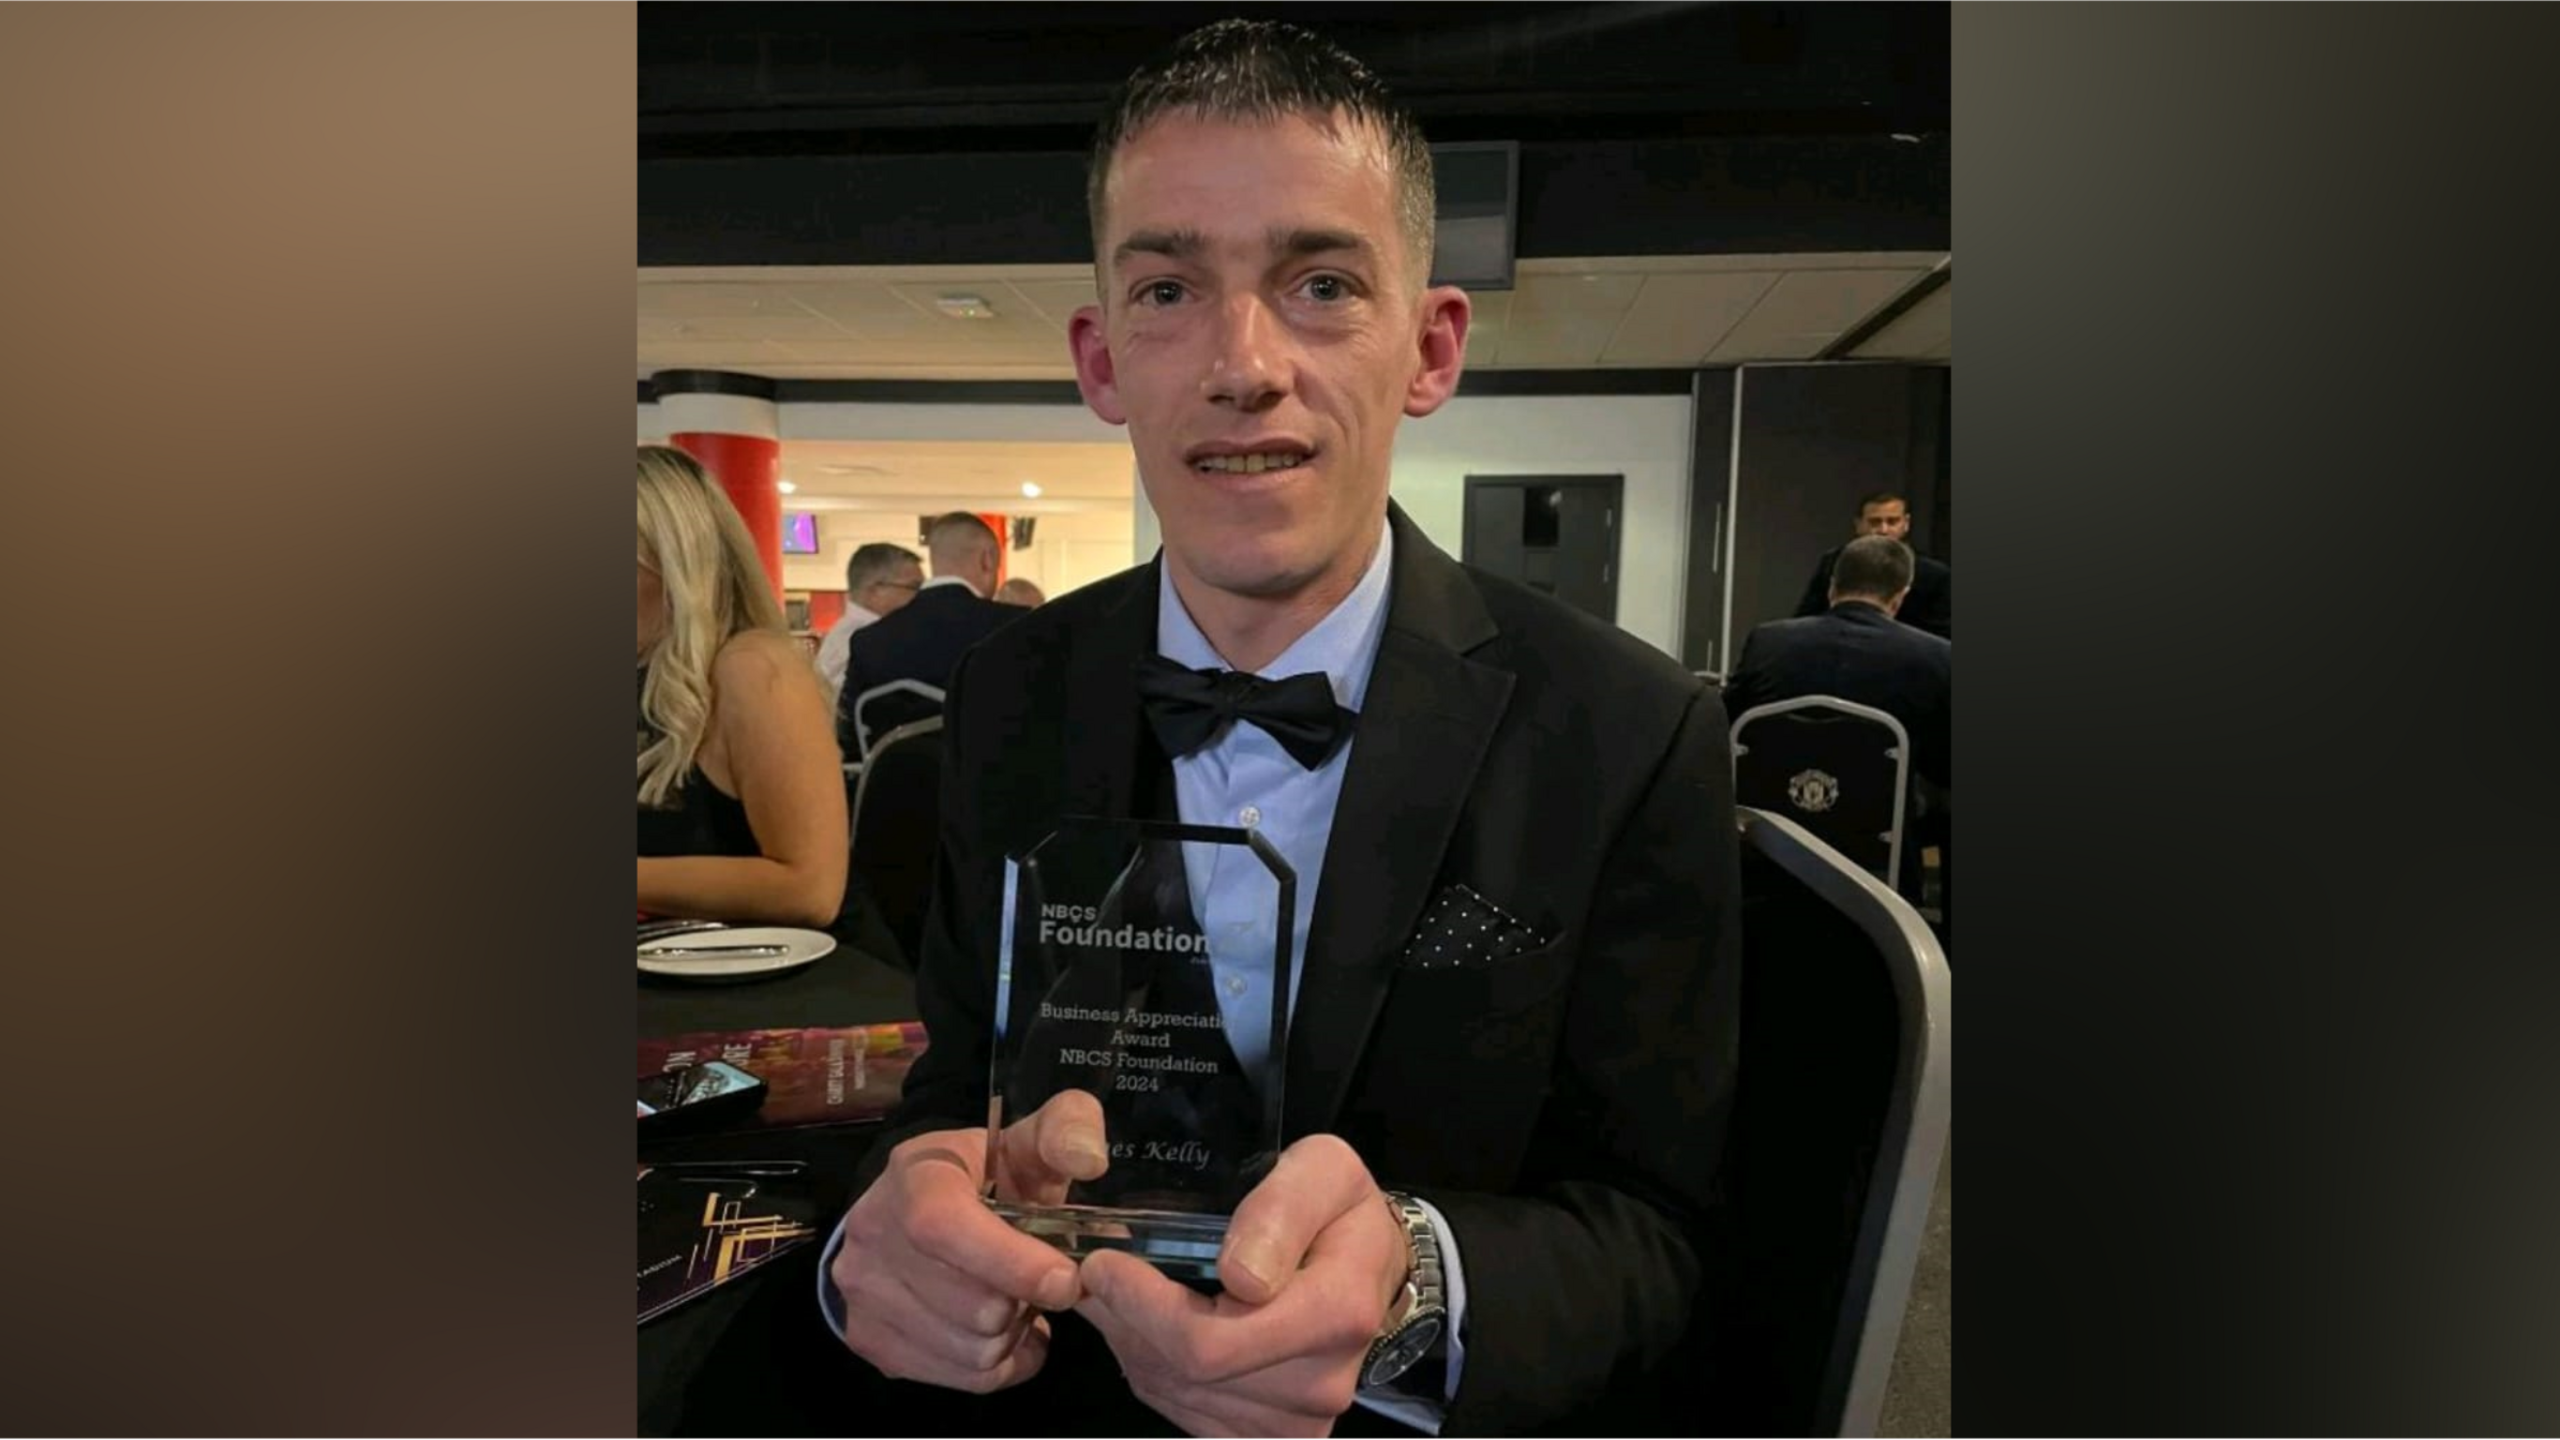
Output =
[{"x1": 818, "y1": 519, "x2": 1468, "y2": 1431}]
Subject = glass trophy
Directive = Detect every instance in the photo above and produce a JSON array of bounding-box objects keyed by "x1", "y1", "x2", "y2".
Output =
[{"x1": 985, "y1": 816, "x2": 1294, "y2": 1281}]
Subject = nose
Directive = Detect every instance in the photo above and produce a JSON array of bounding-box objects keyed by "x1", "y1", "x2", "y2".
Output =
[{"x1": 1200, "y1": 294, "x2": 1287, "y2": 412}]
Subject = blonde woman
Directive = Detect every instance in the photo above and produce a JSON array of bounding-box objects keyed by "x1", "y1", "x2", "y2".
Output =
[{"x1": 637, "y1": 445, "x2": 848, "y2": 929}]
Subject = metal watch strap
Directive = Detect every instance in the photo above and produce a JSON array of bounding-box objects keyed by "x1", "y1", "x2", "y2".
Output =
[
  {"x1": 1388, "y1": 1192, "x2": 1443, "y2": 1310},
  {"x1": 1362, "y1": 1192, "x2": 1446, "y2": 1386}
]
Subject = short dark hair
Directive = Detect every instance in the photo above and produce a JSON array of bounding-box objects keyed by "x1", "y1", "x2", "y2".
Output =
[
  {"x1": 1858, "y1": 491, "x2": 1908, "y2": 514},
  {"x1": 844, "y1": 542, "x2": 917, "y2": 593},
  {"x1": 1831, "y1": 535, "x2": 1916, "y2": 602},
  {"x1": 1086, "y1": 19, "x2": 1437, "y2": 287}
]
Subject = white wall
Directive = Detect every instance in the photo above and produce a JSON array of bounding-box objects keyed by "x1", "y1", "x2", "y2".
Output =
[
  {"x1": 1390, "y1": 394, "x2": 1694, "y2": 659},
  {"x1": 646, "y1": 393, "x2": 1697, "y2": 657}
]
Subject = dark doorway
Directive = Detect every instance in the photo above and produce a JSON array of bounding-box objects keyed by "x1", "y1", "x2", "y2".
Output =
[{"x1": 1462, "y1": 475, "x2": 1622, "y2": 625}]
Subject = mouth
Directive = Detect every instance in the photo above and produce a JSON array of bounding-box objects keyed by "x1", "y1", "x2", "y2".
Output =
[{"x1": 1184, "y1": 440, "x2": 1318, "y2": 482}]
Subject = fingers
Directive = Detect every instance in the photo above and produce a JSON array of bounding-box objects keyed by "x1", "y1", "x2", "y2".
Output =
[
  {"x1": 995, "y1": 1087, "x2": 1110, "y2": 1203},
  {"x1": 849, "y1": 1296, "x2": 1054, "y2": 1395},
  {"x1": 1217, "y1": 1134, "x2": 1379, "y2": 1305},
  {"x1": 901, "y1": 1153, "x2": 1083, "y2": 1312},
  {"x1": 1084, "y1": 1253, "x2": 1354, "y2": 1436},
  {"x1": 830, "y1": 1123, "x2": 1080, "y2": 1396}
]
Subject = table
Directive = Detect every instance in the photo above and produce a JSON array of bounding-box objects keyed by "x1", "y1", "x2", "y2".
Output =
[{"x1": 638, "y1": 939, "x2": 918, "y2": 1436}]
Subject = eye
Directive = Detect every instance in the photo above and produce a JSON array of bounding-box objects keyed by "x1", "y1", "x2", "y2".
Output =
[
  {"x1": 1302, "y1": 274, "x2": 1350, "y2": 303},
  {"x1": 1135, "y1": 279, "x2": 1187, "y2": 307}
]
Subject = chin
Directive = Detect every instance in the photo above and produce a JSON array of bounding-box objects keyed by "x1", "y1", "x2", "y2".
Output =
[{"x1": 1176, "y1": 536, "x2": 1325, "y2": 599}]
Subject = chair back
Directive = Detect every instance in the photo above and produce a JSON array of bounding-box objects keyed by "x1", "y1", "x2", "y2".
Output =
[
  {"x1": 849, "y1": 718, "x2": 943, "y2": 971},
  {"x1": 1731, "y1": 696, "x2": 1911, "y2": 890},
  {"x1": 851, "y1": 680, "x2": 945, "y2": 761},
  {"x1": 1697, "y1": 807, "x2": 1949, "y2": 1436}
]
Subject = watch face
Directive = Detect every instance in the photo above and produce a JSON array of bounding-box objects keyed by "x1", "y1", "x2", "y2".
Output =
[{"x1": 1365, "y1": 1314, "x2": 1443, "y2": 1387}]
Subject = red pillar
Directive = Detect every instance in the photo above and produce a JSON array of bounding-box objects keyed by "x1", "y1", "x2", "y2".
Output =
[
  {"x1": 976, "y1": 511, "x2": 1010, "y2": 588},
  {"x1": 651, "y1": 372, "x2": 785, "y2": 602}
]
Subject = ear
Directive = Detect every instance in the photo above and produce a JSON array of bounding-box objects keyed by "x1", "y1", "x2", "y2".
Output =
[
  {"x1": 1403, "y1": 284, "x2": 1472, "y2": 419},
  {"x1": 1068, "y1": 305, "x2": 1128, "y2": 426}
]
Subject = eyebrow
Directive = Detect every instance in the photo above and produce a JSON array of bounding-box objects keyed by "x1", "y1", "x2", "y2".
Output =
[{"x1": 1110, "y1": 226, "x2": 1379, "y2": 271}]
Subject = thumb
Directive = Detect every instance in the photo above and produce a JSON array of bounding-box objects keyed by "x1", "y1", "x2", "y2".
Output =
[{"x1": 996, "y1": 1087, "x2": 1109, "y2": 1203}]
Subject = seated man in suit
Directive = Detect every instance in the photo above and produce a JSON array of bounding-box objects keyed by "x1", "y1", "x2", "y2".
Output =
[
  {"x1": 1795, "y1": 491, "x2": 1951, "y2": 640},
  {"x1": 1733, "y1": 535, "x2": 1951, "y2": 911},
  {"x1": 762, "y1": 19, "x2": 1743, "y2": 1440},
  {"x1": 834, "y1": 513, "x2": 1024, "y2": 756},
  {"x1": 1733, "y1": 535, "x2": 1950, "y2": 792}
]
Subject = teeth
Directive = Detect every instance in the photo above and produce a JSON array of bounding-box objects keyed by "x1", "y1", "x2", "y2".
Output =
[{"x1": 1196, "y1": 453, "x2": 1307, "y2": 474}]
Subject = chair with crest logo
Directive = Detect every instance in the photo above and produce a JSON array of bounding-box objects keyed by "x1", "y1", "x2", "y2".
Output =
[{"x1": 1730, "y1": 696, "x2": 1911, "y2": 892}]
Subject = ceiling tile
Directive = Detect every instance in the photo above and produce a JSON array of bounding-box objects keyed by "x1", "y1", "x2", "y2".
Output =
[
  {"x1": 637, "y1": 283, "x2": 816, "y2": 321},
  {"x1": 1849, "y1": 283, "x2": 1951, "y2": 360},
  {"x1": 1600, "y1": 272, "x2": 1783, "y2": 364},
  {"x1": 1711, "y1": 269, "x2": 1926, "y2": 358},
  {"x1": 1496, "y1": 272, "x2": 1646, "y2": 366},
  {"x1": 1006, "y1": 278, "x2": 1102, "y2": 328}
]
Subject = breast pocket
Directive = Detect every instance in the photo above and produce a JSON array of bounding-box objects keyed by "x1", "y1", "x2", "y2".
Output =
[{"x1": 1394, "y1": 933, "x2": 1576, "y2": 1018}]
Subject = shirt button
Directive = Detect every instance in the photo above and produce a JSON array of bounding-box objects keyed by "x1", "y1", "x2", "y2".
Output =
[
  {"x1": 1222, "y1": 974, "x2": 1247, "y2": 998},
  {"x1": 1238, "y1": 805, "x2": 1262, "y2": 828}
]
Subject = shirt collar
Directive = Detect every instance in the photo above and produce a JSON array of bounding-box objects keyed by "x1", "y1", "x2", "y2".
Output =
[
  {"x1": 1155, "y1": 516, "x2": 1394, "y2": 712},
  {"x1": 920, "y1": 574, "x2": 982, "y2": 598}
]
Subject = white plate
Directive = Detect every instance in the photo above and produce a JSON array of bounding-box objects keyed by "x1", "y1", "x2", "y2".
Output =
[{"x1": 637, "y1": 926, "x2": 836, "y2": 983}]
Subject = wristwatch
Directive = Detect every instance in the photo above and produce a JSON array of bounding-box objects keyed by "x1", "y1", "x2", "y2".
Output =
[{"x1": 1360, "y1": 1192, "x2": 1448, "y2": 1391}]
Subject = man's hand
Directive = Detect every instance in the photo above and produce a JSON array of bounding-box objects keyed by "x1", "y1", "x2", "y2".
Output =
[
  {"x1": 1074, "y1": 1135, "x2": 1410, "y2": 1437},
  {"x1": 830, "y1": 1089, "x2": 1109, "y2": 1392}
]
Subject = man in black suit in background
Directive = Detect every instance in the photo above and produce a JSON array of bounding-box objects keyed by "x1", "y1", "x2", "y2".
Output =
[
  {"x1": 769, "y1": 19, "x2": 1743, "y2": 1439},
  {"x1": 1733, "y1": 535, "x2": 1952, "y2": 922},
  {"x1": 1734, "y1": 535, "x2": 1951, "y2": 792},
  {"x1": 1794, "y1": 491, "x2": 1952, "y2": 640},
  {"x1": 834, "y1": 512, "x2": 1022, "y2": 755}
]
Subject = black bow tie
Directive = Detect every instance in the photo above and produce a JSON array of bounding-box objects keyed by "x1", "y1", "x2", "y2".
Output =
[{"x1": 1134, "y1": 653, "x2": 1356, "y2": 770}]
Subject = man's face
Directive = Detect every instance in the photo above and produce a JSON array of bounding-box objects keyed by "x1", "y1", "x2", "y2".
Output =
[
  {"x1": 864, "y1": 559, "x2": 924, "y2": 616},
  {"x1": 1070, "y1": 111, "x2": 1468, "y2": 603},
  {"x1": 1857, "y1": 500, "x2": 1912, "y2": 543}
]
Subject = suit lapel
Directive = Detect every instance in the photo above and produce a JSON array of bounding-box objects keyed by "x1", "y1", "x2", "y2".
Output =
[
  {"x1": 1285, "y1": 506, "x2": 1512, "y2": 1138},
  {"x1": 1057, "y1": 558, "x2": 1161, "y2": 824}
]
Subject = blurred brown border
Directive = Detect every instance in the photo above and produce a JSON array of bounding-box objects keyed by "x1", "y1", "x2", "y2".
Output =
[{"x1": 0, "y1": 4, "x2": 636, "y2": 1432}]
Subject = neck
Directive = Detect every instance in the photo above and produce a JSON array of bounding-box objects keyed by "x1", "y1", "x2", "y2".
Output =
[
  {"x1": 1832, "y1": 594, "x2": 1893, "y2": 615},
  {"x1": 1165, "y1": 527, "x2": 1381, "y2": 673}
]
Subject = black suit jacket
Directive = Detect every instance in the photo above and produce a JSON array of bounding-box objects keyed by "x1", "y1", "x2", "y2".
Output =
[
  {"x1": 1795, "y1": 546, "x2": 1951, "y2": 640},
  {"x1": 1725, "y1": 601, "x2": 1951, "y2": 790},
  {"x1": 835, "y1": 581, "x2": 1021, "y2": 751},
  {"x1": 857, "y1": 505, "x2": 1744, "y2": 1433}
]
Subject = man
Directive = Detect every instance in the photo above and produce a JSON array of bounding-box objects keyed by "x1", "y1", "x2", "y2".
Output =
[
  {"x1": 1793, "y1": 491, "x2": 1951, "y2": 640},
  {"x1": 994, "y1": 577, "x2": 1047, "y2": 608},
  {"x1": 814, "y1": 542, "x2": 925, "y2": 703},
  {"x1": 833, "y1": 514, "x2": 1022, "y2": 756},
  {"x1": 1731, "y1": 535, "x2": 1950, "y2": 793},
  {"x1": 791, "y1": 21, "x2": 1739, "y2": 1439}
]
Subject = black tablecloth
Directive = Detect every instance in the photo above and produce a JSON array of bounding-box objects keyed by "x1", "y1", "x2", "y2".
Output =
[{"x1": 638, "y1": 939, "x2": 917, "y2": 1436}]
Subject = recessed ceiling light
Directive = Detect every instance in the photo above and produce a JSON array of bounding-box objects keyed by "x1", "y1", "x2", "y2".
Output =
[
  {"x1": 935, "y1": 294, "x2": 997, "y2": 320},
  {"x1": 777, "y1": 480, "x2": 798, "y2": 495},
  {"x1": 1020, "y1": 481, "x2": 1043, "y2": 498}
]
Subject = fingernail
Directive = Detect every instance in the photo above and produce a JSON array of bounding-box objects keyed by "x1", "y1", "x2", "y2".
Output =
[
  {"x1": 1225, "y1": 1242, "x2": 1273, "y2": 1292},
  {"x1": 1065, "y1": 1135, "x2": 1108, "y2": 1174},
  {"x1": 1038, "y1": 1268, "x2": 1078, "y2": 1311}
]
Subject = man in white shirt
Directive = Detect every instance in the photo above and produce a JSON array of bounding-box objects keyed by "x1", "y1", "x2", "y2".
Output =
[{"x1": 813, "y1": 542, "x2": 923, "y2": 702}]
